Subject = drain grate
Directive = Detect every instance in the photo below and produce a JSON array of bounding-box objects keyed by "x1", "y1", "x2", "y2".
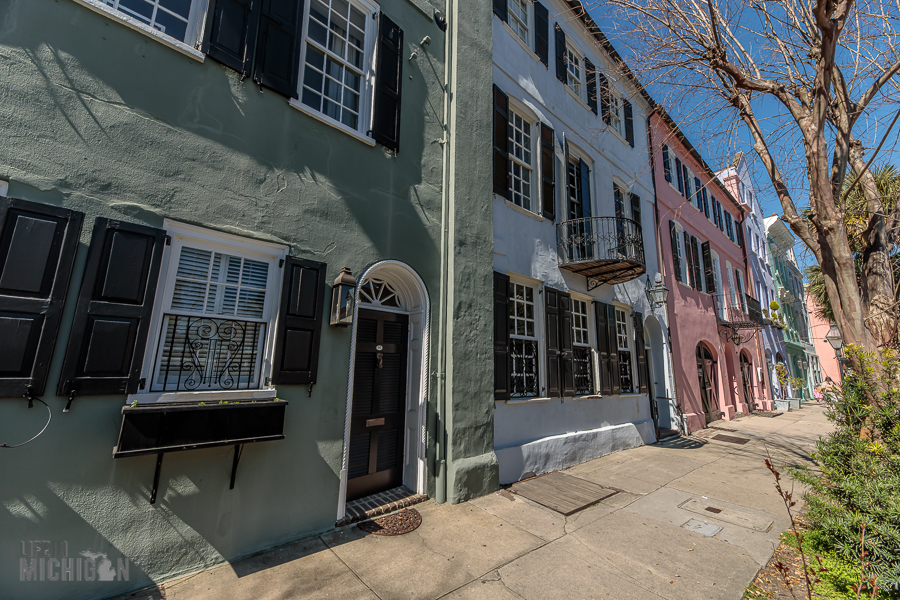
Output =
[{"x1": 712, "y1": 434, "x2": 750, "y2": 445}]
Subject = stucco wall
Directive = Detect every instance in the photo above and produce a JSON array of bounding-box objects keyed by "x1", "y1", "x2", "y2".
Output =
[
  {"x1": 489, "y1": 0, "x2": 665, "y2": 478},
  {"x1": 0, "y1": 0, "x2": 495, "y2": 598},
  {"x1": 650, "y1": 114, "x2": 767, "y2": 433}
]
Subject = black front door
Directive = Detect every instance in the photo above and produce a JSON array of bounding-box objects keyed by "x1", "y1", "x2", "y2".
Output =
[{"x1": 347, "y1": 309, "x2": 408, "y2": 501}]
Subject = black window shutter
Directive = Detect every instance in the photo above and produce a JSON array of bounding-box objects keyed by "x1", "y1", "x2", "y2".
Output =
[
  {"x1": 540, "y1": 123, "x2": 556, "y2": 220},
  {"x1": 544, "y1": 287, "x2": 561, "y2": 397},
  {"x1": 584, "y1": 58, "x2": 598, "y2": 115},
  {"x1": 0, "y1": 198, "x2": 83, "y2": 397},
  {"x1": 683, "y1": 167, "x2": 692, "y2": 200},
  {"x1": 203, "y1": 0, "x2": 261, "y2": 77},
  {"x1": 669, "y1": 220, "x2": 682, "y2": 283},
  {"x1": 493, "y1": 271, "x2": 511, "y2": 401},
  {"x1": 559, "y1": 292, "x2": 575, "y2": 397},
  {"x1": 555, "y1": 24, "x2": 567, "y2": 84},
  {"x1": 702, "y1": 189, "x2": 710, "y2": 218},
  {"x1": 493, "y1": 85, "x2": 511, "y2": 198},
  {"x1": 493, "y1": 0, "x2": 508, "y2": 21},
  {"x1": 578, "y1": 158, "x2": 592, "y2": 219},
  {"x1": 662, "y1": 145, "x2": 672, "y2": 182},
  {"x1": 712, "y1": 198, "x2": 720, "y2": 227},
  {"x1": 534, "y1": 2, "x2": 549, "y2": 66},
  {"x1": 598, "y1": 72, "x2": 610, "y2": 125},
  {"x1": 371, "y1": 13, "x2": 404, "y2": 152},
  {"x1": 719, "y1": 204, "x2": 726, "y2": 232},
  {"x1": 57, "y1": 219, "x2": 166, "y2": 397},
  {"x1": 702, "y1": 241, "x2": 716, "y2": 293},
  {"x1": 623, "y1": 99, "x2": 634, "y2": 146},
  {"x1": 675, "y1": 158, "x2": 684, "y2": 194},
  {"x1": 684, "y1": 231, "x2": 695, "y2": 289},
  {"x1": 633, "y1": 312, "x2": 649, "y2": 393},
  {"x1": 271, "y1": 257, "x2": 327, "y2": 385},
  {"x1": 694, "y1": 177, "x2": 702, "y2": 208},
  {"x1": 252, "y1": 0, "x2": 304, "y2": 97},
  {"x1": 594, "y1": 301, "x2": 611, "y2": 395},
  {"x1": 691, "y1": 236, "x2": 702, "y2": 291},
  {"x1": 607, "y1": 303, "x2": 620, "y2": 394},
  {"x1": 736, "y1": 221, "x2": 744, "y2": 247},
  {"x1": 629, "y1": 193, "x2": 641, "y2": 228}
]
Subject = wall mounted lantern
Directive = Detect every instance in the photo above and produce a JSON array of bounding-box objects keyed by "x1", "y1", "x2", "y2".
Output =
[
  {"x1": 330, "y1": 267, "x2": 357, "y2": 327},
  {"x1": 645, "y1": 274, "x2": 669, "y2": 309},
  {"x1": 825, "y1": 324, "x2": 843, "y2": 351}
]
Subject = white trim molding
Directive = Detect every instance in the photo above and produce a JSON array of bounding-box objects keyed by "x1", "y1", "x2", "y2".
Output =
[{"x1": 336, "y1": 260, "x2": 431, "y2": 520}]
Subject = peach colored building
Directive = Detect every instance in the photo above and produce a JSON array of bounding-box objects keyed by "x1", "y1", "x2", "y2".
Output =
[
  {"x1": 650, "y1": 112, "x2": 771, "y2": 433},
  {"x1": 807, "y1": 295, "x2": 843, "y2": 385}
]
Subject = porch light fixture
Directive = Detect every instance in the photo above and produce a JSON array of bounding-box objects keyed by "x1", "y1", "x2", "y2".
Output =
[
  {"x1": 330, "y1": 267, "x2": 357, "y2": 327},
  {"x1": 731, "y1": 331, "x2": 743, "y2": 346},
  {"x1": 645, "y1": 274, "x2": 669, "y2": 309},
  {"x1": 825, "y1": 324, "x2": 843, "y2": 351}
]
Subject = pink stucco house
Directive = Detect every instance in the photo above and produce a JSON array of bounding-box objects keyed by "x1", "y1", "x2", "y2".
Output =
[
  {"x1": 807, "y1": 295, "x2": 843, "y2": 385},
  {"x1": 650, "y1": 112, "x2": 771, "y2": 433}
]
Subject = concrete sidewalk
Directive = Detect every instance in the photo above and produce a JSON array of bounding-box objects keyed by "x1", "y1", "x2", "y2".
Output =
[{"x1": 116, "y1": 403, "x2": 831, "y2": 600}]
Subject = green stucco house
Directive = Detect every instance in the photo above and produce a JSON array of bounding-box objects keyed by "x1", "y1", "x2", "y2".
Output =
[{"x1": 0, "y1": 0, "x2": 497, "y2": 597}]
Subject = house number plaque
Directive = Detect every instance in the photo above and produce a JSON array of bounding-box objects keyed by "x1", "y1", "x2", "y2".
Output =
[{"x1": 366, "y1": 418, "x2": 385, "y2": 427}]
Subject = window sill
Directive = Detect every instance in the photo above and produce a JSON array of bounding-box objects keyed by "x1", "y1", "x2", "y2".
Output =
[
  {"x1": 564, "y1": 85, "x2": 593, "y2": 113},
  {"x1": 620, "y1": 393, "x2": 644, "y2": 398},
  {"x1": 502, "y1": 198, "x2": 544, "y2": 221},
  {"x1": 127, "y1": 389, "x2": 277, "y2": 406},
  {"x1": 289, "y1": 100, "x2": 376, "y2": 147},
  {"x1": 70, "y1": 0, "x2": 205, "y2": 62},
  {"x1": 501, "y1": 21, "x2": 544, "y2": 66},
  {"x1": 504, "y1": 396, "x2": 554, "y2": 405},
  {"x1": 571, "y1": 394, "x2": 603, "y2": 401}
]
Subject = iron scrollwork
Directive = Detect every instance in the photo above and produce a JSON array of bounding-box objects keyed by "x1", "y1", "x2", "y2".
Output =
[
  {"x1": 154, "y1": 315, "x2": 265, "y2": 392},
  {"x1": 510, "y1": 339, "x2": 540, "y2": 398}
]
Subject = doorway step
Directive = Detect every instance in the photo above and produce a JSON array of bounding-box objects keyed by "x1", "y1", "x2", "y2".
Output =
[{"x1": 336, "y1": 487, "x2": 427, "y2": 527}]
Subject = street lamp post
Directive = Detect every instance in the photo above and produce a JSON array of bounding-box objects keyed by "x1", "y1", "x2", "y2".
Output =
[{"x1": 825, "y1": 324, "x2": 844, "y2": 382}]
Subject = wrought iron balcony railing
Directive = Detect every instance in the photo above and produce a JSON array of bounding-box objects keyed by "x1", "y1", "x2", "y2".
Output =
[
  {"x1": 556, "y1": 217, "x2": 646, "y2": 289},
  {"x1": 152, "y1": 315, "x2": 266, "y2": 392},
  {"x1": 712, "y1": 294, "x2": 764, "y2": 329}
]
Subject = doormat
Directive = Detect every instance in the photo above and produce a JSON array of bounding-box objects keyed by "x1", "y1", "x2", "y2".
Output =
[
  {"x1": 511, "y1": 472, "x2": 618, "y2": 516},
  {"x1": 753, "y1": 411, "x2": 783, "y2": 418},
  {"x1": 358, "y1": 508, "x2": 422, "y2": 536},
  {"x1": 712, "y1": 434, "x2": 750, "y2": 445}
]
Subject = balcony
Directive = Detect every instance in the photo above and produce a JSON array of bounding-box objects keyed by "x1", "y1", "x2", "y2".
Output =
[
  {"x1": 556, "y1": 217, "x2": 646, "y2": 290},
  {"x1": 713, "y1": 294, "x2": 764, "y2": 329}
]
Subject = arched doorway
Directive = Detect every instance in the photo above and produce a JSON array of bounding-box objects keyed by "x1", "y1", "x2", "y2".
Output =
[
  {"x1": 740, "y1": 352, "x2": 754, "y2": 412},
  {"x1": 696, "y1": 343, "x2": 719, "y2": 423},
  {"x1": 338, "y1": 261, "x2": 430, "y2": 516}
]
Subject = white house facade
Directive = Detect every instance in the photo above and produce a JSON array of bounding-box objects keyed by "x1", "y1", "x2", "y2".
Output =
[{"x1": 490, "y1": 0, "x2": 673, "y2": 484}]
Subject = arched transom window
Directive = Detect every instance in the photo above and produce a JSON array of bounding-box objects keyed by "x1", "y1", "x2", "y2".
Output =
[{"x1": 359, "y1": 278, "x2": 403, "y2": 309}]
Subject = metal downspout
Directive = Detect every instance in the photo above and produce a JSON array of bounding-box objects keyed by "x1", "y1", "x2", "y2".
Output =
[
  {"x1": 644, "y1": 110, "x2": 679, "y2": 437},
  {"x1": 434, "y1": 0, "x2": 455, "y2": 505}
]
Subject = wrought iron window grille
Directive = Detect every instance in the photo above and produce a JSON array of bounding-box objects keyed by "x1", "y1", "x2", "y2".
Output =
[
  {"x1": 152, "y1": 315, "x2": 266, "y2": 392},
  {"x1": 510, "y1": 339, "x2": 540, "y2": 398},
  {"x1": 573, "y1": 346, "x2": 594, "y2": 396}
]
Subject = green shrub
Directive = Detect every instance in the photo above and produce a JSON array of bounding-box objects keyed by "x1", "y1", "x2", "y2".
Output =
[{"x1": 792, "y1": 346, "x2": 900, "y2": 592}]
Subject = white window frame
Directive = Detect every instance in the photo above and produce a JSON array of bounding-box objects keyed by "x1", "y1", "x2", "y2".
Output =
[
  {"x1": 131, "y1": 221, "x2": 288, "y2": 404},
  {"x1": 70, "y1": 0, "x2": 208, "y2": 60},
  {"x1": 736, "y1": 269, "x2": 748, "y2": 312},
  {"x1": 566, "y1": 43, "x2": 587, "y2": 103},
  {"x1": 609, "y1": 90, "x2": 624, "y2": 138},
  {"x1": 614, "y1": 305, "x2": 635, "y2": 394},
  {"x1": 571, "y1": 297, "x2": 591, "y2": 347},
  {"x1": 508, "y1": 277, "x2": 542, "y2": 399},
  {"x1": 566, "y1": 143, "x2": 593, "y2": 220},
  {"x1": 292, "y1": 0, "x2": 380, "y2": 141},
  {"x1": 507, "y1": 0, "x2": 530, "y2": 46},
  {"x1": 507, "y1": 101, "x2": 538, "y2": 214}
]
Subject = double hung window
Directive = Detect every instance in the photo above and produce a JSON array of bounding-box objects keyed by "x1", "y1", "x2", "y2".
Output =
[
  {"x1": 571, "y1": 299, "x2": 594, "y2": 396},
  {"x1": 566, "y1": 46, "x2": 585, "y2": 101},
  {"x1": 148, "y1": 225, "x2": 285, "y2": 393},
  {"x1": 508, "y1": 108, "x2": 535, "y2": 211},
  {"x1": 609, "y1": 93, "x2": 623, "y2": 137},
  {"x1": 615, "y1": 308, "x2": 634, "y2": 393},
  {"x1": 508, "y1": 0, "x2": 529, "y2": 43},
  {"x1": 509, "y1": 282, "x2": 540, "y2": 398},
  {"x1": 662, "y1": 145, "x2": 673, "y2": 183},
  {"x1": 301, "y1": 0, "x2": 375, "y2": 132},
  {"x1": 94, "y1": 0, "x2": 207, "y2": 45}
]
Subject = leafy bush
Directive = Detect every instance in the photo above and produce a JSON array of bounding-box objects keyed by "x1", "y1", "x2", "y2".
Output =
[{"x1": 792, "y1": 346, "x2": 900, "y2": 591}]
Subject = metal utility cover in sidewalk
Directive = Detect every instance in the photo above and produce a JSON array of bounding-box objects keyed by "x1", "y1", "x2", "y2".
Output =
[
  {"x1": 511, "y1": 472, "x2": 618, "y2": 515},
  {"x1": 712, "y1": 434, "x2": 750, "y2": 445}
]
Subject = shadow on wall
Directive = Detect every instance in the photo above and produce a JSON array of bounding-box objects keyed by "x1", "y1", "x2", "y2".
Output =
[{"x1": 0, "y1": 1, "x2": 442, "y2": 272}]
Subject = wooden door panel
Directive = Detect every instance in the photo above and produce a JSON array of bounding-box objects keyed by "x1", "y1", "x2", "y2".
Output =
[{"x1": 347, "y1": 309, "x2": 408, "y2": 501}]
